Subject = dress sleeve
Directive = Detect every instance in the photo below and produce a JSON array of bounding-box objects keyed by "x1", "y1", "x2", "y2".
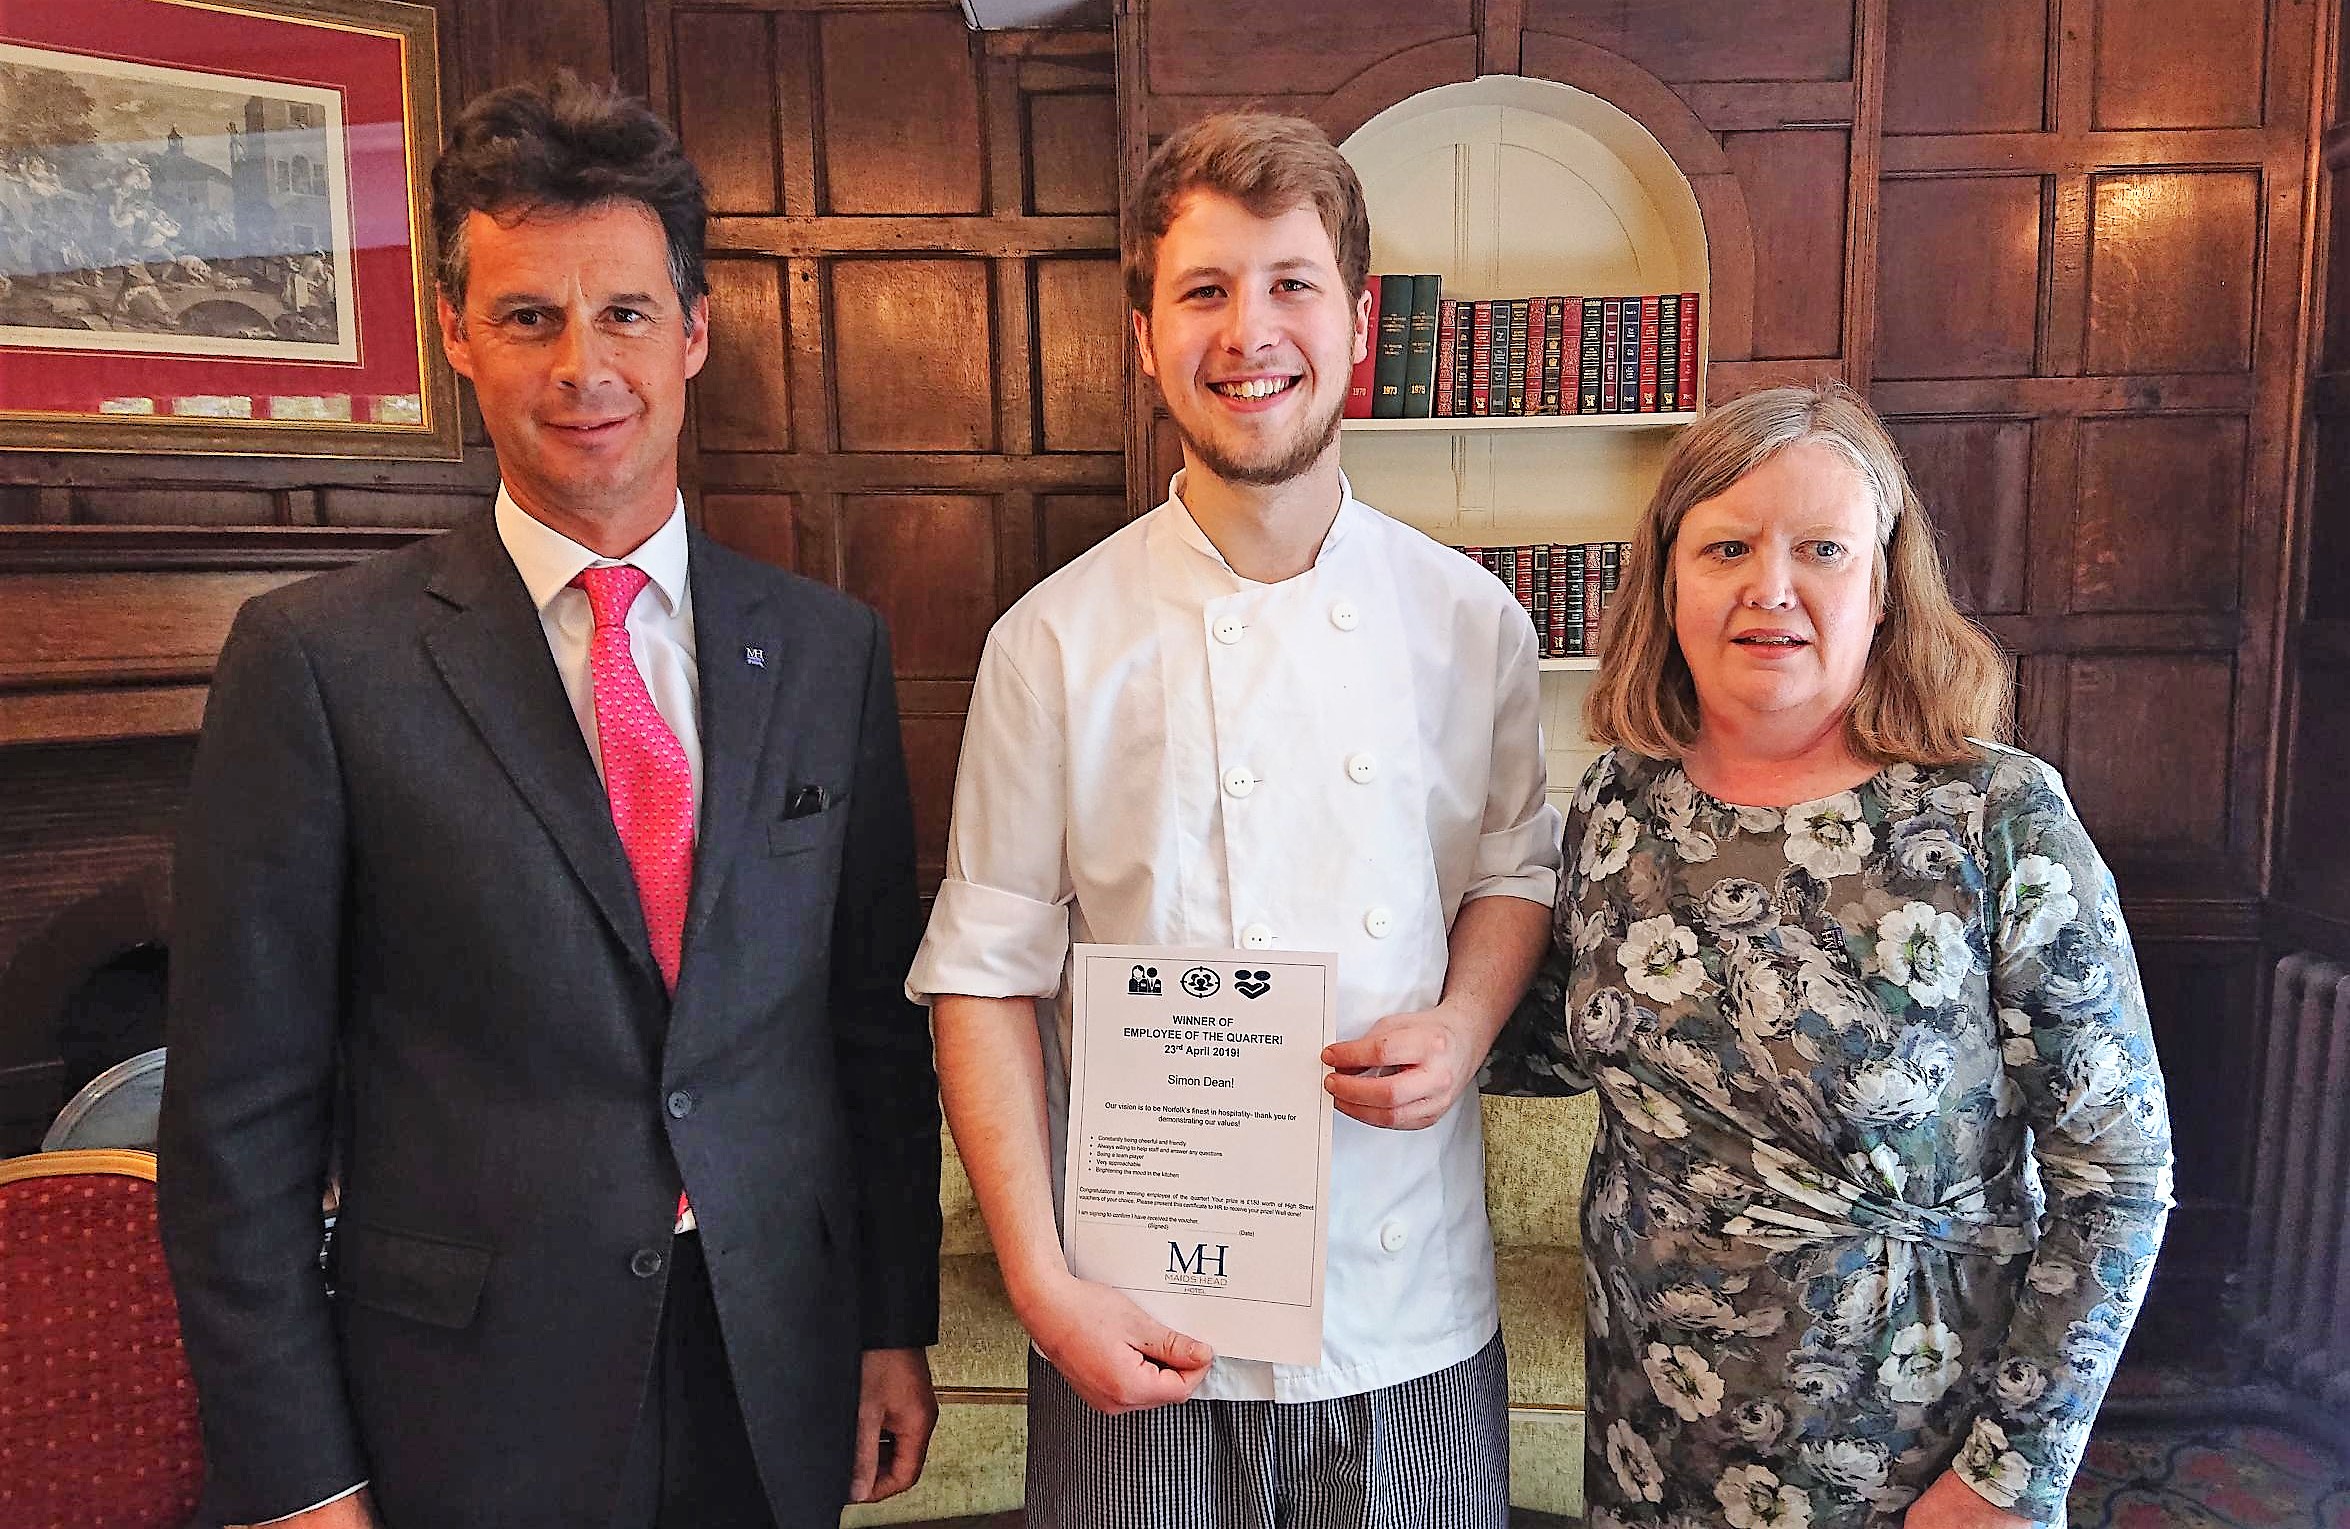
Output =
[
  {"x1": 904, "y1": 633, "x2": 1075, "y2": 1004},
  {"x1": 1480, "y1": 759, "x2": 1598, "y2": 1099},
  {"x1": 1953, "y1": 754, "x2": 2174, "y2": 1523}
]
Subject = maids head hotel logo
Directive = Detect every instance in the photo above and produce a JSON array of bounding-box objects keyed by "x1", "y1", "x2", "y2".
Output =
[{"x1": 1166, "y1": 1241, "x2": 1231, "y2": 1288}]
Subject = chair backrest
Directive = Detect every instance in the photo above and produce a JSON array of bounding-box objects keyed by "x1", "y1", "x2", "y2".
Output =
[
  {"x1": 0, "y1": 1149, "x2": 202, "y2": 1529},
  {"x1": 42, "y1": 1047, "x2": 167, "y2": 1153}
]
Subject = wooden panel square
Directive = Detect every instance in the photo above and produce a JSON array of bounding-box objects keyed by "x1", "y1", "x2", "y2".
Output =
[
  {"x1": 899, "y1": 711, "x2": 967, "y2": 889},
  {"x1": 820, "y1": 13, "x2": 983, "y2": 215},
  {"x1": 1043, "y1": 494, "x2": 1129, "y2": 575},
  {"x1": 2073, "y1": 415, "x2": 2246, "y2": 612},
  {"x1": 317, "y1": 491, "x2": 482, "y2": 529},
  {"x1": 1722, "y1": 131, "x2": 1847, "y2": 360},
  {"x1": 2310, "y1": 408, "x2": 2350, "y2": 621},
  {"x1": 831, "y1": 260, "x2": 995, "y2": 453},
  {"x1": 700, "y1": 492, "x2": 800, "y2": 574},
  {"x1": 2322, "y1": 167, "x2": 2350, "y2": 373},
  {"x1": 674, "y1": 11, "x2": 778, "y2": 215},
  {"x1": 699, "y1": 259, "x2": 791, "y2": 453},
  {"x1": 2085, "y1": 171, "x2": 2259, "y2": 375},
  {"x1": 842, "y1": 494, "x2": 996, "y2": 679},
  {"x1": 2061, "y1": 654, "x2": 2233, "y2": 857},
  {"x1": 1035, "y1": 258, "x2": 1125, "y2": 453},
  {"x1": 1524, "y1": 0, "x2": 1853, "y2": 82},
  {"x1": 1028, "y1": 93, "x2": 1119, "y2": 216},
  {"x1": 1150, "y1": 412, "x2": 1186, "y2": 499},
  {"x1": 2093, "y1": 0, "x2": 2266, "y2": 130},
  {"x1": 1884, "y1": 0, "x2": 2046, "y2": 134},
  {"x1": 1875, "y1": 177, "x2": 2042, "y2": 380},
  {"x1": 2281, "y1": 660, "x2": 2350, "y2": 912},
  {"x1": 1882, "y1": 417, "x2": 2030, "y2": 615},
  {"x1": 1147, "y1": 0, "x2": 1470, "y2": 95}
]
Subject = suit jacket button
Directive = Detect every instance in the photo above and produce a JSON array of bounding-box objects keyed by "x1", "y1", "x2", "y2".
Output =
[
  {"x1": 630, "y1": 1248, "x2": 665, "y2": 1278},
  {"x1": 666, "y1": 1089, "x2": 695, "y2": 1119}
]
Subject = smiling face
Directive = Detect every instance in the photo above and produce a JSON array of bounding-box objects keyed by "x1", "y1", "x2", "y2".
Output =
[
  {"x1": 1132, "y1": 190, "x2": 1370, "y2": 490},
  {"x1": 438, "y1": 200, "x2": 709, "y2": 551},
  {"x1": 1671, "y1": 440, "x2": 1886, "y2": 741}
]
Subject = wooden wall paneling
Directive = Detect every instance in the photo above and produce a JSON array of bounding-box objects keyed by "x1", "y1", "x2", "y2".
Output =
[
  {"x1": 2072, "y1": 414, "x2": 2250, "y2": 613},
  {"x1": 674, "y1": 9, "x2": 782, "y2": 214},
  {"x1": 701, "y1": 259, "x2": 796, "y2": 452},
  {"x1": 1874, "y1": 176, "x2": 2044, "y2": 379},
  {"x1": 2083, "y1": 171, "x2": 2264, "y2": 376},
  {"x1": 1880, "y1": 415, "x2": 2033, "y2": 615},
  {"x1": 1036, "y1": 260, "x2": 1128, "y2": 453},
  {"x1": 1042, "y1": 493, "x2": 1129, "y2": 574},
  {"x1": 1142, "y1": 0, "x2": 1470, "y2": 97},
  {"x1": 1518, "y1": 0, "x2": 1854, "y2": 85},
  {"x1": 841, "y1": 493, "x2": 999, "y2": 679},
  {"x1": 1838, "y1": 0, "x2": 1887, "y2": 388},
  {"x1": 2091, "y1": 0, "x2": 2270, "y2": 132},
  {"x1": 698, "y1": 492, "x2": 802, "y2": 573},
  {"x1": 1721, "y1": 130, "x2": 1850, "y2": 362},
  {"x1": 2062, "y1": 654, "x2": 2239, "y2": 867},
  {"x1": 1881, "y1": 0, "x2": 2049, "y2": 136},
  {"x1": 820, "y1": 11, "x2": 986, "y2": 215},
  {"x1": 830, "y1": 259, "x2": 999, "y2": 452}
]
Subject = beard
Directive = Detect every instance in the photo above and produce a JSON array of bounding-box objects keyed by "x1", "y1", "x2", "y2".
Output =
[{"x1": 1170, "y1": 385, "x2": 1346, "y2": 487}]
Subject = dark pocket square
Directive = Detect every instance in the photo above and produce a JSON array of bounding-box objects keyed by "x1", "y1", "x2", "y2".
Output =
[{"x1": 783, "y1": 784, "x2": 830, "y2": 820}]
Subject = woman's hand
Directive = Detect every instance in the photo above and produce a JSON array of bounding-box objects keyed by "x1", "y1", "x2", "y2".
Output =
[{"x1": 1904, "y1": 1468, "x2": 2034, "y2": 1528}]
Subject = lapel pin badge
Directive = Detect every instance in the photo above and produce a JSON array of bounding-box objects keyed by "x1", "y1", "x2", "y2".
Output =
[{"x1": 744, "y1": 646, "x2": 767, "y2": 668}]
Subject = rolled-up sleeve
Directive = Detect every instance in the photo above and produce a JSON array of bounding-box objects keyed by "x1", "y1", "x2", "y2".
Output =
[
  {"x1": 1463, "y1": 612, "x2": 1562, "y2": 907},
  {"x1": 906, "y1": 634, "x2": 1074, "y2": 1004}
]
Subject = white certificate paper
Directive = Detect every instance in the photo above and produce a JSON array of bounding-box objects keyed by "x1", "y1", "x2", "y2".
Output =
[{"x1": 1063, "y1": 944, "x2": 1336, "y2": 1365}]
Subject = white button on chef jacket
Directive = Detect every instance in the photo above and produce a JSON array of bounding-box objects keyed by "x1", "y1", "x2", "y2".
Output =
[{"x1": 907, "y1": 470, "x2": 1563, "y2": 1404}]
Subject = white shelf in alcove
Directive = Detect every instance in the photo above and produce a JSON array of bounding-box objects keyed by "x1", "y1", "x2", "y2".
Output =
[
  {"x1": 1538, "y1": 657, "x2": 1601, "y2": 672},
  {"x1": 1345, "y1": 412, "x2": 1698, "y2": 433}
]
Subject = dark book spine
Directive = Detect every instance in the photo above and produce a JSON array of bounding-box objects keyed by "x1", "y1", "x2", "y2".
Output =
[
  {"x1": 1488, "y1": 300, "x2": 1513, "y2": 416},
  {"x1": 1658, "y1": 294, "x2": 1680, "y2": 415},
  {"x1": 1564, "y1": 544, "x2": 1588, "y2": 657},
  {"x1": 1372, "y1": 273, "x2": 1412, "y2": 418},
  {"x1": 1451, "y1": 300, "x2": 1474, "y2": 417},
  {"x1": 1600, "y1": 299, "x2": 1621, "y2": 412},
  {"x1": 1345, "y1": 278, "x2": 1381, "y2": 418},
  {"x1": 1546, "y1": 544, "x2": 1569, "y2": 657},
  {"x1": 1479, "y1": 546, "x2": 1502, "y2": 583},
  {"x1": 1531, "y1": 542, "x2": 1551, "y2": 656},
  {"x1": 1541, "y1": 296, "x2": 1567, "y2": 414},
  {"x1": 1403, "y1": 274, "x2": 1441, "y2": 418},
  {"x1": 1508, "y1": 298, "x2": 1532, "y2": 416},
  {"x1": 1678, "y1": 292, "x2": 1700, "y2": 410},
  {"x1": 1639, "y1": 294, "x2": 1662, "y2": 412},
  {"x1": 1617, "y1": 296, "x2": 1641, "y2": 413},
  {"x1": 1470, "y1": 301, "x2": 1494, "y2": 417},
  {"x1": 1578, "y1": 298, "x2": 1603, "y2": 414},
  {"x1": 1432, "y1": 299, "x2": 1457, "y2": 418}
]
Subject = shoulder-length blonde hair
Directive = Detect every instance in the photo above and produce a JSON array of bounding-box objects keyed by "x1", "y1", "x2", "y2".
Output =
[{"x1": 1584, "y1": 381, "x2": 2010, "y2": 766}]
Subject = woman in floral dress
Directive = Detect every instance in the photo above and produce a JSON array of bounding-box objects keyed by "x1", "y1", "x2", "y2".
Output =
[{"x1": 1489, "y1": 384, "x2": 2171, "y2": 1529}]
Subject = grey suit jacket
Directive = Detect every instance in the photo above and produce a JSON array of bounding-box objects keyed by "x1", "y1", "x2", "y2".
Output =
[{"x1": 158, "y1": 510, "x2": 940, "y2": 1529}]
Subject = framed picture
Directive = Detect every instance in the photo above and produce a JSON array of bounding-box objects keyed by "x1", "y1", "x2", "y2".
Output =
[{"x1": 0, "y1": 0, "x2": 457, "y2": 459}]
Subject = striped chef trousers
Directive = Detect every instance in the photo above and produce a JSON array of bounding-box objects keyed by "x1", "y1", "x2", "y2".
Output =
[{"x1": 1024, "y1": 1332, "x2": 1511, "y2": 1529}]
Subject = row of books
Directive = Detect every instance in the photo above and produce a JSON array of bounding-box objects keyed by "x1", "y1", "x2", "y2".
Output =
[
  {"x1": 1461, "y1": 542, "x2": 1630, "y2": 659},
  {"x1": 1349, "y1": 279, "x2": 1701, "y2": 420}
]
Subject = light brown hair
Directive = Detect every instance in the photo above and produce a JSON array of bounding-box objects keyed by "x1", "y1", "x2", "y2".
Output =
[
  {"x1": 1584, "y1": 381, "x2": 2011, "y2": 766},
  {"x1": 1123, "y1": 112, "x2": 1372, "y2": 315}
]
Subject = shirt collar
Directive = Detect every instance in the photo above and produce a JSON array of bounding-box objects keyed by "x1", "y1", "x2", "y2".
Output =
[
  {"x1": 1161, "y1": 467, "x2": 1364, "y2": 580},
  {"x1": 493, "y1": 484, "x2": 690, "y2": 617}
]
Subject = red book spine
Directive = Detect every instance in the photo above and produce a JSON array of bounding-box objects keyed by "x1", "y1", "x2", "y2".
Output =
[
  {"x1": 1433, "y1": 299, "x2": 1457, "y2": 418},
  {"x1": 1469, "y1": 301, "x2": 1493, "y2": 418},
  {"x1": 1346, "y1": 280, "x2": 1381, "y2": 418},
  {"x1": 1678, "y1": 291, "x2": 1700, "y2": 410},
  {"x1": 1524, "y1": 300, "x2": 1547, "y2": 417},
  {"x1": 1600, "y1": 298, "x2": 1620, "y2": 412},
  {"x1": 1640, "y1": 294, "x2": 1662, "y2": 413},
  {"x1": 1512, "y1": 544, "x2": 1535, "y2": 629}
]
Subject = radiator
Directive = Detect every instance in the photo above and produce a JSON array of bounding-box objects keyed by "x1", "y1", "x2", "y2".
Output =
[{"x1": 2244, "y1": 952, "x2": 2350, "y2": 1405}]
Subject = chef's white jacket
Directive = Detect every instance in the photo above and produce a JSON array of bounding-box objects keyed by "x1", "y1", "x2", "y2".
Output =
[{"x1": 907, "y1": 472, "x2": 1562, "y2": 1402}]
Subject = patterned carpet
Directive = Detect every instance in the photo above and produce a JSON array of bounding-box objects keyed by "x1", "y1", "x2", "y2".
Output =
[{"x1": 2066, "y1": 1422, "x2": 2350, "y2": 1529}]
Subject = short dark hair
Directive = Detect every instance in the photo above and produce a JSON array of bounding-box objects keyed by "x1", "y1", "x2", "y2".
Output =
[
  {"x1": 431, "y1": 71, "x2": 708, "y2": 317},
  {"x1": 1123, "y1": 112, "x2": 1371, "y2": 315}
]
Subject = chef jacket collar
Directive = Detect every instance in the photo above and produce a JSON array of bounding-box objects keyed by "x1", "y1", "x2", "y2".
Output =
[{"x1": 1163, "y1": 468, "x2": 1364, "y2": 584}]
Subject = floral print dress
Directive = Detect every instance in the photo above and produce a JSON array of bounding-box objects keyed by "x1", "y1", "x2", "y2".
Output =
[{"x1": 1486, "y1": 744, "x2": 2172, "y2": 1529}]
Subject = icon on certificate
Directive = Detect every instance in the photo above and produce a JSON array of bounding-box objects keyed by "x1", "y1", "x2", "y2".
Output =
[
  {"x1": 1180, "y1": 966, "x2": 1221, "y2": 998},
  {"x1": 1235, "y1": 969, "x2": 1272, "y2": 999},
  {"x1": 1128, "y1": 964, "x2": 1162, "y2": 996}
]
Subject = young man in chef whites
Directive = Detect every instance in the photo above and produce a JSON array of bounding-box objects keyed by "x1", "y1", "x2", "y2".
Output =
[{"x1": 908, "y1": 112, "x2": 1561, "y2": 1526}]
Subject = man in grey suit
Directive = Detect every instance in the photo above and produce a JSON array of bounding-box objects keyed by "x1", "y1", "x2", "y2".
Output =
[{"x1": 157, "y1": 75, "x2": 940, "y2": 1529}]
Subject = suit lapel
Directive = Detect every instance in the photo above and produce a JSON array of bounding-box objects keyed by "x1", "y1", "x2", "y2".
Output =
[
  {"x1": 421, "y1": 514, "x2": 661, "y2": 988},
  {"x1": 680, "y1": 532, "x2": 785, "y2": 958}
]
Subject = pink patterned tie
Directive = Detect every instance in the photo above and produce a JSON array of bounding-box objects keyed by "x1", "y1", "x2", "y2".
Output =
[{"x1": 571, "y1": 565, "x2": 694, "y2": 992}]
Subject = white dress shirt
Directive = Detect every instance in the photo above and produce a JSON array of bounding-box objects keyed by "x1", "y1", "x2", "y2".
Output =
[
  {"x1": 259, "y1": 492, "x2": 708, "y2": 1523},
  {"x1": 907, "y1": 472, "x2": 1562, "y2": 1403}
]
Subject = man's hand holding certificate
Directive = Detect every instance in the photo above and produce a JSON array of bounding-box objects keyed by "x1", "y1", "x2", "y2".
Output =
[{"x1": 1063, "y1": 945, "x2": 1337, "y2": 1366}]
